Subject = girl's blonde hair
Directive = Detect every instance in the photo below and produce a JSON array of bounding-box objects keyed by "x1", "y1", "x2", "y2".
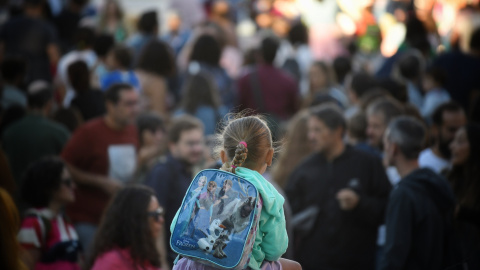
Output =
[{"x1": 214, "y1": 114, "x2": 274, "y2": 174}]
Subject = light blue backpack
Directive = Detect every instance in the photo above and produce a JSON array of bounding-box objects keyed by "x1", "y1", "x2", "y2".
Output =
[{"x1": 170, "y1": 169, "x2": 262, "y2": 269}]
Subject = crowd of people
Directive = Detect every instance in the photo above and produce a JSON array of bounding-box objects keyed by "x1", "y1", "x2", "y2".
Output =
[{"x1": 1, "y1": 0, "x2": 480, "y2": 269}]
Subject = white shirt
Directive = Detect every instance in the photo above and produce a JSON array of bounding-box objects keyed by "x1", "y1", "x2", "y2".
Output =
[{"x1": 419, "y1": 148, "x2": 450, "y2": 174}]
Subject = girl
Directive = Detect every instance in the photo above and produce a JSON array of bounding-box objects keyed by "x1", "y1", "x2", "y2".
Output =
[
  {"x1": 172, "y1": 116, "x2": 301, "y2": 270},
  {"x1": 88, "y1": 185, "x2": 165, "y2": 270}
]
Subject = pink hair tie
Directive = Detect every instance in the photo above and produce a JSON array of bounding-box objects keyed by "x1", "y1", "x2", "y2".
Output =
[
  {"x1": 231, "y1": 165, "x2": 237, "y2": 168},
  {"x1": 239, "y1": 141, "x2": 248, "y2": 148}
]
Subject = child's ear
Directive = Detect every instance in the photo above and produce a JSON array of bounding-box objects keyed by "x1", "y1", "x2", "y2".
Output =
[
  {"x1": 265, "y1": 148, "x2": 274, "y2": 166},
  {"x1": 220, "y1": 150, "x2": 228, "y2": 163}
]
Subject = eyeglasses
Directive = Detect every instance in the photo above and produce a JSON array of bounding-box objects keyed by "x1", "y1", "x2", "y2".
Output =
[
  {"x1": 148, "y1": 208, "x2": 164, "y2": 222},
  {"x1": 61, "y1": 178, "x2": 73, "y2": 188}
]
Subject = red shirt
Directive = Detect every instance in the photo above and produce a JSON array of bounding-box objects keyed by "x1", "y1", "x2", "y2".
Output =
[
  {"x1": 236, "y1": 64, "x2": 299, "y2": 120},
  {"x1": 18, "y1": 208, "x2": 81, "y2": 270},
  {"x1": 61, "y1": 117, "x2": 138, "y2": 224}
]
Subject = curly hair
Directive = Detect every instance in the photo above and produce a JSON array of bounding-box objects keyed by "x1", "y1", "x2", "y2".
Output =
[
  {"x1": 21, "y1": 157, "x2": 65, "y2": 208},
  {"x1": 87, "y1": 185, "x2": 161, "y2": 269}
]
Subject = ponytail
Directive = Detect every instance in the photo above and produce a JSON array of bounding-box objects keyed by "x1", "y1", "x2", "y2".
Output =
[{"x1": 221, "y1": 141, "x2": 248, "y2": 174}]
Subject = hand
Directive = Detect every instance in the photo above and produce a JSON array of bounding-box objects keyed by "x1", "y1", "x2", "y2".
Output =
[
  {"x1": 102, "y1": 178, "x2": 123, "y2": 195},
  {"x1": 336, "y1": 188, "x2": 360, "y2": 211}
]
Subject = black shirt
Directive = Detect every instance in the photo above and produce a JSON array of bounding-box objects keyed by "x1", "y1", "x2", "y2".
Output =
[
  {"x1": 71, "y1": 90, "x2": 106, "y2": 121},
  {"x1": 145, "y1": 155, "x2": 193, "y2": 266},
  {"x1": 286, "y1": 145, "x2": 391, "y2": 270},
  {"x1": 0, "y1": 15, "x2": 57, "y2": 82},
  {"x1": 433, "y1": 50, "x2": 480, "y2": 111},
  {"x1": 379, "y1": 168, "x2": 455, "y2": 270}
]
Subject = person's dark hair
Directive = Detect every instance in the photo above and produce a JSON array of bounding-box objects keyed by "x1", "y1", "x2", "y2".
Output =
[
  {"x1": 448, "y1": 124, "x2": 480, "y2": 210},
  {"x1": 310, "y1": 104, "x2": 347, "y2": 135},
  {"x1": 397, "y1": 52, "x2": 422, "y2": 80},
  {"x1": 359, "y1": 88, "x2": 390, "y2": 111},
  {"x1": 73, "y1": 26, "x2": 95, "y2": 50},
  {"x1": 0, "y1": 56, "x2": 26, "y2": 84},
  {"x1": 68, "y1": 60, "x2": 90, "y2": 94},
  {"x1": 24, "y1": 0, "x2": 43, "y2": 7},
  {"x1": 310, "y1": 93, "x2": 341, "y2": 108},
  {"x1": 104, "y1": 83, "x2": 134, "y2": 104},
  {"x1": 137, "y1": 10, "x2": 158, "y2": 34},
  {"x1": 260, "y1": 36, "x2": 279, "y2": 65},
  {"x1": 21, "y1": 157, "x2": 65, "y2": 208},
  {"x1": 27, "y1": 81, "x2": 53, "y2": 109},
  {"x1": 348, "y1": 111, "x2": 367, "y2": 142},
  {"x1": 53, "y1": 108, "x2": 83, "y2": 132},
  {"x1": 425, "y1": 66, "x2": 447, "y2": 88},
  {"x1": 470, "y1": 27, "x2": 480, "y2": 52},
  {"x1": 214, "y1": 114, "x2": 273, "y2": 174},
  {"x1": 190, "y1": 34, "x2": 222, "y2": 66},
  {"x1": 332, "y1": 56, "x2": 351, "y2": 85},
  {"x1": 377, "y1": 78, "x2": 408, "y2": 103},
  {"x1": 71, "y1": 0, "x2": 88, "y2": 7},
  {"x1": 405, "y1": 15, "x2": 430, "y2": 54},
  {"x1": 110, "y1": 45, "x2": 133, "y2": 69},
  {"x1": 386, "y1": 116, "x2": 426, "y2": 159},
  {"x1": 88, "y1": 185, "x2": 161, "y2": 269},
  {"x1": 93, "y1": 34, "x2": 115, "y2": 58},
  {"x1": 431, "y1": 101, "x2": 464, "y2": 127},
  {"x1": 288, "y1": 21, "x2": 308, "y2": 45},
  {"x1": 136, "y1": 40, "x2": 174, "y2": 76},
  {"x1": 350, "y1": 72, "x2": 378, "y2": 98},
  {"x1": 367, "y1": 97, "x2": 404, "y2": 125},
  {"x1": 180, "y1": 73, "x2": 220, "y2": 114},
  {"x1": 168, "y1": 115, "x2": 204, "y2": 144},
  {"x1": 137, "y1": 113, "x2": 165, "y2": 145}
]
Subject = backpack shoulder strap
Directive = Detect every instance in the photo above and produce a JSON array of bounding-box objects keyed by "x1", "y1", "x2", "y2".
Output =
[{"x1": 25, "y1": 211, "x2": 52, "y2": 247}]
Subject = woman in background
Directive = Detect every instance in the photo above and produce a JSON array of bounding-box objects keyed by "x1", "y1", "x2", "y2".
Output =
[
  {"x1": 448, "y1": 124, "x2": 480, "y2": 269},
  {"x1": 174, "y1": 73, "x2": 228, "y2": 135},
  {"x1": 18, "y1": 157, "x2": 81, "y2": 270},
  {"x1": 88, "y1": 185, "x2": 165, "y2": 270},
  {"x1": 135, "y1": 40, "x2": 175, "y2": 118},
  {"x1": 270, "y1": 109, "x2": 314, "y2": 188},
  {"x1": 97, "y1": 0, "x2": 128, "y2": 42}
]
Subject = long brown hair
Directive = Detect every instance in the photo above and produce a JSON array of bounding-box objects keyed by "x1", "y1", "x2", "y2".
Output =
[
  {"x1": 215, "y1": 114, "x2": 273, "y2": 174},
  {"x1": 180, "y1": 73, "x2": 220, "y2": 114},
  {"x1": 87, "y1": 185, "x2": 161, "y2": 269},
  {"x1": 0, "y1": 188, "x2": 26, "y2": 270},
  {"x1": 270, "y1": 110, "x2": 314, "y2": 188},
  {"x1": 448, "y1": 124, "x2": 480, "y2": 210}
]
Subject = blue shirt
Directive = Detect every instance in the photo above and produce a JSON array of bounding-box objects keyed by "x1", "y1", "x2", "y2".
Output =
[{"x1": 100, "y1": 70, "x2": 140, "y2": 91}]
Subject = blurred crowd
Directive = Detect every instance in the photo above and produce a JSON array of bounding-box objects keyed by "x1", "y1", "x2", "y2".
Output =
[{"x1": 0, "y1": 0, "x2": 480, "y2": 269}]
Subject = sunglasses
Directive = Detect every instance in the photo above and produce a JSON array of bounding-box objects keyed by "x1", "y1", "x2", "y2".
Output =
[{"x1": 148, "y1": 208, "x2": 164, "y2": 222}]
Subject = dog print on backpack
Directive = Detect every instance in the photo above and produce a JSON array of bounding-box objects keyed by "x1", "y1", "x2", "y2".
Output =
[{"x1": 170, "y1": 169, "x2": 261, "y2": 269}]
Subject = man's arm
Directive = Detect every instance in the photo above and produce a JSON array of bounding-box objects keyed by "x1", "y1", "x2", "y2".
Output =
[
  {"x1": 65, "y1": 163, "x2": 122, "y2": 195},
  {"x1": 378, "y1": 190, "x2": 413, "y2": 270}
]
